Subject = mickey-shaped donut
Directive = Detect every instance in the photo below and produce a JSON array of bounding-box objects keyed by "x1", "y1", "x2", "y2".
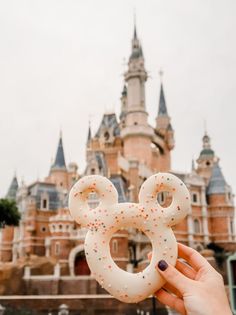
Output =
[{"x1": 69, "y1": 173, "x2": 190, "y2": 303}]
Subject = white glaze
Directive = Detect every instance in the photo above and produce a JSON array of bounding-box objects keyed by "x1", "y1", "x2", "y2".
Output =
[{"x1": 69, "y1": 173, "x2": 190, "y2": 303}]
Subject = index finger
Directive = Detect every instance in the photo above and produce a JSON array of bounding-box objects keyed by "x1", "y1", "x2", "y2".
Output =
[{"x1": 178, "y1": 243, "x2": 212, "y2": 272}]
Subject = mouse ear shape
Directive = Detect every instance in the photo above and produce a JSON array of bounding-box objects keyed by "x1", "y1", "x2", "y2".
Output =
[
  {"x1": 139, "y1": 173, "x2": 190, "y2": 226},
  {"x1": 69, "y1": 175, "x2": 118, "y2": 227}
]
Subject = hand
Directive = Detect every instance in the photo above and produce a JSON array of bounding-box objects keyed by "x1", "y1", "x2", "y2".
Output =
[{"x1": 152, "y1": 243, "x2": 232, "y2": 315}]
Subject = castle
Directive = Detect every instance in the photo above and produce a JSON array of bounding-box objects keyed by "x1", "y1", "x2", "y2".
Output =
[{"x1": 0, "y1": 24, "x2": 235, "y2": 314}]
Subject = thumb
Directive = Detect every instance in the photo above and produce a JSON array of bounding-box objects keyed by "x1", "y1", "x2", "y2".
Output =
[{"x1": 156, "y1": 260, "x2": 192, "y2": 295}]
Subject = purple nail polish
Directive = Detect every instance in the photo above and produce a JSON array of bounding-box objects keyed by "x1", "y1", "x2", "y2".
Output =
[{"x1": 157, "y1": 260, "x2": 168, "y2": 271}]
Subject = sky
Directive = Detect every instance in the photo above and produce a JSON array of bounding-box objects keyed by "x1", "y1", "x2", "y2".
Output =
[{"x1": 0, "y1": 0, "x2": 236, "y2": 197}]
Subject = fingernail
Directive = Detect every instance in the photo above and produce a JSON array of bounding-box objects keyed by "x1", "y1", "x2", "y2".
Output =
[{"x1": 157, "y1": 260, "x2": 168, "y2": 271}]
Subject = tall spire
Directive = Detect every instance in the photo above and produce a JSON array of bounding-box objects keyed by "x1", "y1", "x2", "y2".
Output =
[
  {"x1": 51, "y1": 132, "x2": 66, "y2": 170},
  {"x1": 87, "y1": 121, "x2": 92, "y2": 144},
  {"x1": 133, "y1": 13, "x2": 137, "y2": 40},
  {"x1": 157, "y1": 71, "x2": 168, "y2": 116},
  {"x1": 129, "y1": 16, "x2": 143, "y2": 61},
  {"x1": 155, "y1": 72, "x2": 174, "y2": 150},
  {"x1": 158, "y1": 82, "x2": 168, "y2": 116},
  {"x1": 6, "y1": 174, "x2": 18, "y2": 200}
]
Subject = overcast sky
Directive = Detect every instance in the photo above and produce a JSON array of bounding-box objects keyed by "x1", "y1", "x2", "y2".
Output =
[{"x1": 0, "y1": 0, "x2": 236, "y2": 197}]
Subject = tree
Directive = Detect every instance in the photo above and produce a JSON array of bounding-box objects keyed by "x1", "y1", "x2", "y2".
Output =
[{"x1": 0, "y1": 199, "x2": 21, "y2": 227}]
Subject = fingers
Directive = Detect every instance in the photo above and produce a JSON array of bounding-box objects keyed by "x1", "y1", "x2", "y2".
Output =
[
  {"x1": 155, "y1": 289, "x2": 186, "y2": 315},
  {"x1": 178, "y1": 243, "x2": 212, "y2": 272},
  {"x1": 163, "y1": 282, "x2": 181, "y2": 298},
  {"x1": 163, "y1": 260, "x2": 196, "y2": 296},
  {"x1": 176, "y1": 259, "x2": 197, "y2": 280},
  {"x1": 156, "y1": 260, "x2": 193, "y2": 294}
]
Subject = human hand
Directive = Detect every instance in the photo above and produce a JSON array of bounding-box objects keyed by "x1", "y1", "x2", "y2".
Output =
[{"x1": 151, "y1": 243, "x2": 232, "y2": 315}]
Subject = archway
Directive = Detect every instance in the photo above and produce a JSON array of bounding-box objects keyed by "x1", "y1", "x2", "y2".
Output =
[{"x1": 74, "y1": 251, "x2": 90, "y2": 276}]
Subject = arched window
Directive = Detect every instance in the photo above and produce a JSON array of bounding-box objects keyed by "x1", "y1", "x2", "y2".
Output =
[
  {"x1": 193, "y1": 218, "x2": 201, "y2": 234},
  {"x1": 192, "y1": 192, "x2": 198, "y2": 204},
  {"x1": 104, "y1": 131, "x2": 110, "y2": 141}
]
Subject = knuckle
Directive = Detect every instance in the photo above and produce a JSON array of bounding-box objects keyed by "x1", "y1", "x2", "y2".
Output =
[{"x1": 165, "y1": 266, "x2": 179, "y2": 280}]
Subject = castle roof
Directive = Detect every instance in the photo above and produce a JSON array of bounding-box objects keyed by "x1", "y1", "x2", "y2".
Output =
[
  {"x1": 200, "y1": 148, "x2": 214, "y2": 156},
  {"x1": 28, "y1": 181, "x2": 61, "y2": 210},
  {"x1": 87, "y1": 123, "x2": 91, "y2": 144},
  {"x1": 158, "y1": 83, "x2": 168, "y2": 116},
  {"x1": 6, "y1": 175, "x2": 18, "y2": 200},
  {"x1": 207, "y1": 163, "x2": 227, "y2": 195},
  {"x1": 51, "y1": 134, "x2": 67, "y2": 171},
  {"x1": 199, "y1": 132, "x2": 215, "y2": 158},
  {"x1": 95, "y1": 113, "x2": 120, "y2": 138}
]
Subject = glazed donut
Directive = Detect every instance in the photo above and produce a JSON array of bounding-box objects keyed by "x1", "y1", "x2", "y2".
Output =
[{"x1": 69, "y1": 173, "x2": 190, "y2": 303}]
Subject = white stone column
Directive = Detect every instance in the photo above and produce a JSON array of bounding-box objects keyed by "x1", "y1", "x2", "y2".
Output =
[
  {"x1": 187, "y1": 211, "x2": 194, "y2": 248},
  {"x1": 201, "y1": 186, "x2": 209, "y2": 245},
  {"x1": 24, "y1": 265, "x2": 31, "y2": 279},
  {"x1": 54, "y1": 263, "x2": 60, "y2": 279},
  {"x1": 12, "y1": 226, "x2": 19, "y2": 262},
  {"x1": 45, "y1": 237, "x2": 51, "y2": 257}
]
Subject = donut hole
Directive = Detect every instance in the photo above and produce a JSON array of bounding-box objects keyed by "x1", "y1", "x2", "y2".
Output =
[
  {"x1": 109, "y1": 228, "x2": 152, "y2": 274},
  {"x1": 87, "y1": 191, "x2": 100, "y2": 209},
  {"x1": 157, "y1": 191, "x2": 172, "y2": 208}
]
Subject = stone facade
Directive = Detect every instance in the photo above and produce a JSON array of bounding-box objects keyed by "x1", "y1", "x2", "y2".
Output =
[{"x1": 0, "y1": 24, "x2": 235, "y2": 313}]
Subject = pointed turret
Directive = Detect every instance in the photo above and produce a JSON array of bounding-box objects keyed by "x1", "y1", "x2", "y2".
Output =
[
  {"x1": 133, "y1": 22, "x2": 137, "y2": 40},
  {"x1": 6, "y1": 175, "x2": 18, "y2": 200},
  {"x1": 87, "y1": 122, "x2": 92, "y2": 145},
  {"x1": 47, "y1": 132, "x2": 69, "y2": 189},
  {"x1": 158, "y1": 83, "x2": 168, "y2": 116},
  {"x1": 196, "y1": 132, "x2": 217, "y2": 181},
  {"x1": 207, "y1": 162, "x2": 227, "y2": 196},
  {"x1": 51, "y1": 132, "x2": 66, "y2": 171},
  {"x1": 155, "y1": 78, "x2": 174, "y2": 150},
  {"x1": 6, "y1": 175, "x2": 18, "y2": 201},
  {"x1": 129, "y1": 22, "x2": 143, "y2": 61}
]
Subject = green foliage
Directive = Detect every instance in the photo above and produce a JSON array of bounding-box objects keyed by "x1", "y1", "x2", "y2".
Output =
[{"x1": 0, "y1": 198, "x2": 21, "y2": 227}]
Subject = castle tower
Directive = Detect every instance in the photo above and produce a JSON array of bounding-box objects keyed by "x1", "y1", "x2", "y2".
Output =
[
  {"x1": 206, "y1": 162, "x2": 235, "y2": 251},
  {"x1": 153, "y1": 79, "x2": 175, "y2": 171},
  {"x1": 121, "y1": 25, "x2": 153, "y2": 167},
  {"x1": 47, "y1": 132, "x2": 68, "y2": 189},
  {"x1": 196, "y1": 132, "x2": 217, "y2": 181}
]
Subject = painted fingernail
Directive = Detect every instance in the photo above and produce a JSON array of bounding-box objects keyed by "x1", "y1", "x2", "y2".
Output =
[{"x1": 157, "y1": 260, "x2": 168, "y2": 271}]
